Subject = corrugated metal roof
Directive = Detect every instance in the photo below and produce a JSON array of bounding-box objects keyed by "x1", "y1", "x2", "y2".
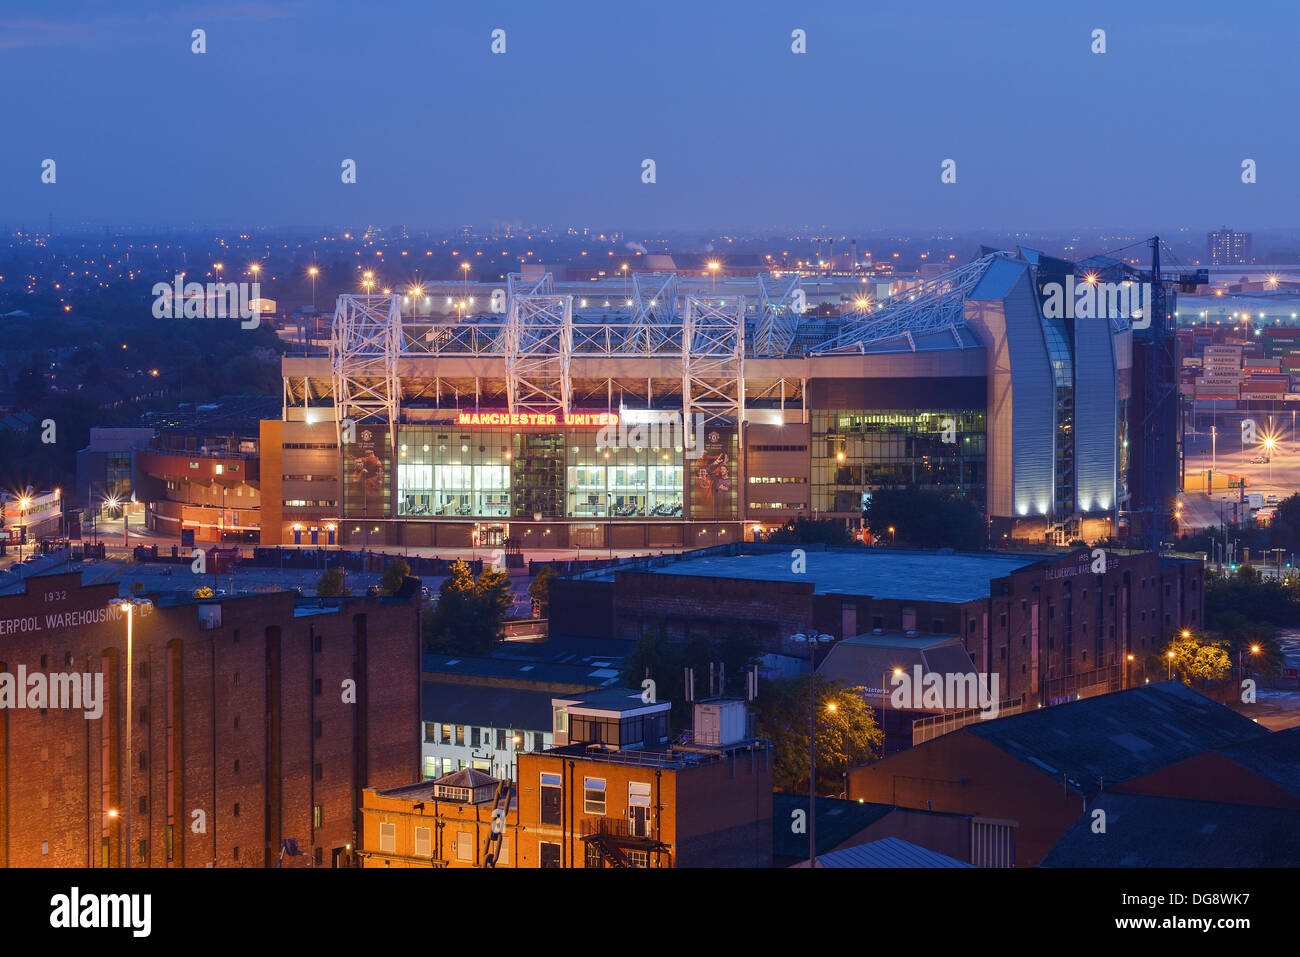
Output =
[
  {"x1": 422, "y1": 681, "x2": 556, "y2": 731},
  {"x1": 1042, "y1": 794, "x2": 1300, "y2": 867},
  {"x1": 1216, "y1": 726, "x2": 1300, "y2": 797},
  {"x1": 967, "y1": 682, "x2": 1266, "y2": 793},
  {"x1": 803, "y1": 837, "x2": 974, "y2": 868}
]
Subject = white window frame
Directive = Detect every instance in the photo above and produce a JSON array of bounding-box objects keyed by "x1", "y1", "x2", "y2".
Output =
[
  {"x1": 414, "y1": 826, "x2": 432, "y2": 858},
  {"x1": 379, "y1": 822, "x2": 396, "y2": 854},
  {"x1": 584, "y1": 776, "x2": 606, "y2": 815}
]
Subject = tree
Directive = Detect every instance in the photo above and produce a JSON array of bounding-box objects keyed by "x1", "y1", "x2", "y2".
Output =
[
  {"x1": 315, "y1": 566, "x2": 351, "y2": 597},
  {"x1": 754, "y1": 674, "x2": 884, "y2": 795},
  {"x1": 1151, "y1": 629, "x2": 1232, "y2": 688},
  {"x1": 863, "y1": 486, "x2": 986, "y2": 550},
  {"x1": 423, "y1": 561, "x2": 515, "y2": 655},
  {"x1": 528, "y1": 565, "x2": 556, "y2": 618},
  {"x1": 192, "y1": 586, "x2": 214, "y2": 599},
  {"x1": 764, "y1": 518, "x2": 855, "y2": 547},
  {"x1": 378, "y1": 557, "x2": 411, "y2": 596},
  {"x1": 619, "y1": 622, "x2": 763, "y2": 726}
]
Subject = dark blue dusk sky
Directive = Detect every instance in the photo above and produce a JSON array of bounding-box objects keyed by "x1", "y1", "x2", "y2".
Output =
[{"x1": 2, "y1": 0, "x2": 1296, "y2": 231}]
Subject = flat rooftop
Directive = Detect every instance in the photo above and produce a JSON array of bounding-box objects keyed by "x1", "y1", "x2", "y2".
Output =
[{"x1": 601, "y1": 548, "x2": 1039, "y2": 604}]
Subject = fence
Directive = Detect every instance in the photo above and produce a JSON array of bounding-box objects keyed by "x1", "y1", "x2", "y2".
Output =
[{"x1": 912, "y1": 696, "x2": 1026, "y2": 746}]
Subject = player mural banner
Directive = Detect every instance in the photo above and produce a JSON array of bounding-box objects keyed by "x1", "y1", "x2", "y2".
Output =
[
  {"x1": 690, "y1": 426, "x2": 738, "y2": 521},
  {"x1": 345, "y1": 425, "x2": 389, "y2": 518}
]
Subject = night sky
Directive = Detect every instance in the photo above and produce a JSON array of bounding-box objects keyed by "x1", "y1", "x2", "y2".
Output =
[{"x1": 2, "y1": 0, "x2": 1296, "y2": 231}]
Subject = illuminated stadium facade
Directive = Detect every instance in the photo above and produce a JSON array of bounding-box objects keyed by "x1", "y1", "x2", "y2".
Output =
[{"x1": 259, "y1": 249, "x2": 1154, "y2": 551}]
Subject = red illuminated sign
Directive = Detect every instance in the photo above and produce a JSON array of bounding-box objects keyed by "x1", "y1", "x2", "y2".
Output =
[{"x1": 455, "y1": 412, "x2": 618, "y2": 427}]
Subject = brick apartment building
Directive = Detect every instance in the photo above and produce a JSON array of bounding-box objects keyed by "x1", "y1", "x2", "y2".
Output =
[
  {"x1": 361, "y1": 769, "x2": 517, "y2": 868},
  {"x1": 515, "y1": 690, "x2": 773, "y2": 868},
  {"x1": 551, "y1": 544, "x2": 1205, "y2": 709},
  {"x1": 0, "y1": 572, "x2": 420, "y2": 868},
  {"x1": 359, "y1": 689, "x2": 773, "y2": 868}
]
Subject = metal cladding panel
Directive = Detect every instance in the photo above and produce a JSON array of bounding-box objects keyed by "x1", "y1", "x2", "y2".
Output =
[
  {"x1": 1004, "y1": 271, "x2": 1056, "y2": 518},
  {"x1": 964, "y1": 263, "x2": 1053, "y2": 520},
  {"x1": 1073, "y1": 312, "x2": 1118, "y2": 514}
]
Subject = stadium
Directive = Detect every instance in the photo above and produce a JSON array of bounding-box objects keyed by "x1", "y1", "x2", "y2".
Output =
[{"x1": 256, "y1": 246, "x2": 1175, "y2": 552}]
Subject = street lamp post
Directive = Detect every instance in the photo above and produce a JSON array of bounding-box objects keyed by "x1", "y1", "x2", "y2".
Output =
[
  {"x1": 791, "y1": 631, "x2": 834, "y2": 868},
  {"x1": 114, "y1": 597, "x2": 151, "y2": 867},
  {"x1": 1239, "y1": 644, "x2": 1261, "y2": 684}
]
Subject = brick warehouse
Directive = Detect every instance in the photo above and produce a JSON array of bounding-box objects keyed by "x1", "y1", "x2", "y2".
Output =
[
  {"x1": 551, "y1": 544, "x2": 1204, "y2": 708},
  {"x1": 0, "y1": 572, "x2": 420, "y2": 868}
]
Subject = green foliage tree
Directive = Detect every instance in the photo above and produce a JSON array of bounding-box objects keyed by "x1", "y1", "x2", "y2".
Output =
[
  {"x1": 528, "y1": 565, "x2": 556, "y2": 618},
  {"x1": 1205, "y1": 611, "x2": 1286, "y2": 677},
  {"x1": 315, "y1": 566, "x2": 351, "y2": 597},
  {"x1": 1149, "y1": 629, "x2": 1232, "y2": 688},
  {"x1": 423, "y1": 561, "x2": 515, "y2": 655},
  {"x1": 863, "y1": 486, "x2": 986, "y2": 550},
  {"x1": 378, "y1": 557, "x2": 411, "y2": 596},
  {"x1": 618, "y1": 622, "x2": 763, "y2": 726},
  {"x1": 754, "y1": 674, "x2": 884, "y2": 795},
  {"x1": 763, "y1": 518, "x2": 855, "y2": 547}
]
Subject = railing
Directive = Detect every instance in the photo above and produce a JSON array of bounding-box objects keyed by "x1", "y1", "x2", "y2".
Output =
[
  {"x1": 1042, "y1": 664, "x2": 1121, "y2": 704},
  {"x1": 912, "y1": 696, "x2": 1026, "y2": 746},
  {"x1": 580, "y1": 817, "x2": 652, "y2": 840}
]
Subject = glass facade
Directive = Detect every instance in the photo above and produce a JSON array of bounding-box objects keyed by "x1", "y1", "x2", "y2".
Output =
[
  {"x1": 811, "y1": 410, "x2": 986, "y2": 513},
  {"x1": 394, "y1": 425, "x2": 686, "y2": 519}
]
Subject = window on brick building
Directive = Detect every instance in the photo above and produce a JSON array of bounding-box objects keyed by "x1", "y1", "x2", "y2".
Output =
[
  {"x1": 314, "y1": 805, "x2": 323, "y2": 829},
  {"x1": 233, "y1": 714, "x2": 239, "y2": 730},
  {"x1": 379, "y1": 822, "x2": 395, "y2": 853},
  {"x1": 540, "y1": 772, "x2": 562, "y2": 825},
  {"x1": 314, "y1": 678, "x2": 323, "y2": 696},
  {"x1": 425, "y1": 722, "x2": 436, "y2": 743},
  {"x1": 234, "y1": 759, "x2": 240, "y2": 773},
  {"x1": 471, "y1": 727, "x2": 480, "y2": 747},
  {"x1": 584, "y1": 777, "x2": 606, "y2": 815},
  {"x1": 233, "y1": 803, "x2": 240, "y2": 818}
]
